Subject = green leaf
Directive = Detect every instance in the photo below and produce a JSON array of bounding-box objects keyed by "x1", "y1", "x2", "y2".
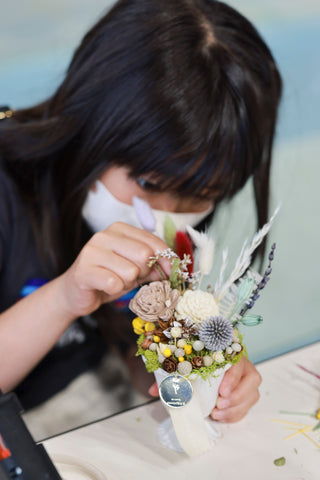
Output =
[
  {"x1": 273, "y1": 457, "x2": 286, "y2": 467},
  {"x1": 169, "y1": 257, "x2": 181, "y2": 288},
  {"x1": 313, "y1": 421, "x2": 320, "y2": 431},
  {"x1": 239, "y1": 314, "x2": 263, "y2": 326},
  {"x1": 228, "y1": 278, "x2": 255, "y2": 320},
  {"x1": 164, "y1": 214, "x2": 176, "y2": 250},
  {"x1": 238, "y1": 277, "x2": 255, "y2": 300}
]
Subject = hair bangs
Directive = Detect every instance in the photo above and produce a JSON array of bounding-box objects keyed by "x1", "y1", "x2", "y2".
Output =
[{"x1": 117, "y1": 126, "x2": 254, "y2": 202}]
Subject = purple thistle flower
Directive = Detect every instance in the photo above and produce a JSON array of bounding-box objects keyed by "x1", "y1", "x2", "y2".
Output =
[{"x1": 198, "y1": 316, "x2": 234, "y2": 351}]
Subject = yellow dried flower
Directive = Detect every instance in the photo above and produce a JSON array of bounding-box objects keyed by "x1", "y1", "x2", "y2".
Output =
[
  {"x1": 178, "y1": 357, "x2": 185, "y2": 362},
  {"x1": 145, "y1": 322, "x2": 155, "y2": 332},
  {"x1": 163, "y1": 348, "x2": 172, "y2": 358},
  {"x1": 153, "y1": 335, "x2": 160, "y2": 343},
  {"x1": 184, "y1": 344, "x2": 192, "y2": 355},
  {"x1": 132, "y1": 317, "x2": 146, "y2": 335}
]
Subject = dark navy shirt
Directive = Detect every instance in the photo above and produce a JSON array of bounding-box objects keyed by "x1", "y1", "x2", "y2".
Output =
[{"x1": 0, "y1": 162, "x2": 107, "y2": 410}]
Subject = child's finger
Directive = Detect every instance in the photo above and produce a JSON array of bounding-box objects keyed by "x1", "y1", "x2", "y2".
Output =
[
  {"x1": 219, "y1": 359, "x2": 261, "y2": 402},
  {"x1": 148, "y1": 382, "x2": 159, "y2": 397},
  {"x1": 211, "y1": 398, "x2": 256, "y2": 423},
  {"x1": 218, "y1": 357, "x2": 246, "y2": 398}
]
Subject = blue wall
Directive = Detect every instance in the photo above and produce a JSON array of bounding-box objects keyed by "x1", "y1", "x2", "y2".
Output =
[{"x1": 1, "y1": 1, "x2": 319, "y2": 362}]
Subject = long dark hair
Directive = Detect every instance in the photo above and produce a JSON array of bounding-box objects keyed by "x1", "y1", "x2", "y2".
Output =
[{"x1": 0, "y1": 0, "x2": 282, "y2": 275}]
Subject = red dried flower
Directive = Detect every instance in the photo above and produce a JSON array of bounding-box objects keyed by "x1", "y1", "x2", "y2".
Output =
[{"x1": 174, "y1": 231, "x2": 194, "y2": 274}]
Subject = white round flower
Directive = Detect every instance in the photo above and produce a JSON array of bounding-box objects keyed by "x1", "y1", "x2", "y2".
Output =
[
  {"x1": 175, "y1": 290, "x2": 219, "y2": 325},
  {"x1": 192, "y1": 340, "x2": 205, "y2": 352},
  {"x1": 212, "y1": 351, "x2": 225, "y2": 363},
  {"x1": 174, "y1": 348, "x2": 185, "y2": 358},
  {"x1": 177, "y1": 339, "x2": 187, "y2": 348},
  {"x1": 149, "y1": 343, "x2": 158, "y2": 352},
  {"x1": 203, "y1": 355, "x2": 213, "y2": 367},
  {"x1": 168, "y1": 344, "x2": 177, "y2": 353},
  {"x1": 178, "y1": 361, "x2": 192, "y2": 375},
  {"x1": 158, "y1": 354, "x2": 165, "y2": 363},
  {"x1": 171, "y1": 326, "x2": 182, "y2": 338},
  {"x1": 225, "y1": 346, "x2": 233, "y2": 355},
  {"x1": 231, "y1": 342, "x2": 242, "y2": 352}
]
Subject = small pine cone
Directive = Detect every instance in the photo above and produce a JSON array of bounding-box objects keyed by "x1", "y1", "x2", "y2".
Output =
[
  {"x1": 158, "y1": 320, "x2": 169, "y2": 330},
  {"x1": 191, "y1": 356, "x2": 204, "y2": 369},
  {"x1": 162, "y1": 357, "x2": 178, "y2": 373},
  {"x1": 145, "y1": 330, "x2": 155, "y2": 338},
  {"x1": 141, "y1": 338, "x2": 153, "y2": 350},
  {"x1": 154, "y1": 328, "x2": 169, "y2": 342}
]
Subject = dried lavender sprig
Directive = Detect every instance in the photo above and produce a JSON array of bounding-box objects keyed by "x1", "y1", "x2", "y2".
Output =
[{"x1": 239, "y1": 243, "x2": 276, "y2": 316}]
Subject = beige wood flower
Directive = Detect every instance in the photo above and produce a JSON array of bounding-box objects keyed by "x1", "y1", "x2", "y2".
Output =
[{"x1": 129, "y1": 280, "x2": 180, "y2": 322}]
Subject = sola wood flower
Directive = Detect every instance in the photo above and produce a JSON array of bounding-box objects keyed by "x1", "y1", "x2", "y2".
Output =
[
  {"x1": 129, "y1": 280, "x2": 180, "y2": 322},
  {"x1": 198, "y1": 316, "x2": 234, "y2": 351},
  {"x1": 175, "y1": 289, "x2": 219, "y2": 325}
]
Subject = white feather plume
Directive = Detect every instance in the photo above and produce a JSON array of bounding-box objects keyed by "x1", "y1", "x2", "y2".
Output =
[
  {"x1": 214, "y1": 205, "x2": 280, "y2": 302},
  {"x1": 214, "y1": 247, "x2": 229, "y2": 293},
  {"x1": 186, "y1": 225, "x2": 215, "y2": 276}
]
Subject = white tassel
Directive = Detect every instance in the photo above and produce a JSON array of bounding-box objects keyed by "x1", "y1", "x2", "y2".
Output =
[{"x1": 186, "y1": 225, "x2": 215, "y2": 276}]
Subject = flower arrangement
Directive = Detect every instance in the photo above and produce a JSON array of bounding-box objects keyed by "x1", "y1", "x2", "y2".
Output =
[{"x1": 129, "y1": 208, "x2": 278, "y2": 380}]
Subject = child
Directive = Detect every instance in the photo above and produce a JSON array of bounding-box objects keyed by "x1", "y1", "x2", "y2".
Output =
[{"x1": 0, "y1": 0, "x2": 281, "y2": 436}]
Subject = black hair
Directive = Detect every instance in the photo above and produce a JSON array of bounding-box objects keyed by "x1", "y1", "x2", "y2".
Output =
[{"x1": 0, "y1": 0, "x2": 282, "y2": 274}]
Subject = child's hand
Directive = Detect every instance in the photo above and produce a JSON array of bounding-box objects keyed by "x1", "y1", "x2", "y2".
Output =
[
  {"x1": 59, "y1": 222, "x2": 172, "y2": 318},
  {"x1": 148, "y1": 357, "x2": 261, "y2": 423},
  {"x1": 211, "y1": 357, "x2": 261, "y2": 422}
]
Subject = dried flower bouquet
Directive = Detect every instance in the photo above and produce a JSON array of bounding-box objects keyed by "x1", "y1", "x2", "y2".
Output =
[{"x1": 129, "y1": 208, "x2": 278, "y2": 381}]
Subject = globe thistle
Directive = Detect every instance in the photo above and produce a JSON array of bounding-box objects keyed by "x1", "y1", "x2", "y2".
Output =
[{"x1": 198, "y1": 316, "x2": 234, "y2": 351}]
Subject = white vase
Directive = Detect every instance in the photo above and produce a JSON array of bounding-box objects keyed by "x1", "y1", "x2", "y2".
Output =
[{"x1": 153, "y1": 363, "x2": 231, "y2": 454}]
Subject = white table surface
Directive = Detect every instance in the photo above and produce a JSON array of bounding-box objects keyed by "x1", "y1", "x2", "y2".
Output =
[{"x1": 43, "y1": 342, "x2": 320, "y2": 480}]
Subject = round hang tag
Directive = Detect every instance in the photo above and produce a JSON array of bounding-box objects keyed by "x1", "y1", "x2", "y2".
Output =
[{"x1": 159, "y1": 374, "x2": 193, "y2": 408}]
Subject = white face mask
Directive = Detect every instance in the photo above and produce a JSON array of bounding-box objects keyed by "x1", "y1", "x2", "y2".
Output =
[{"x1": 82, "y1": 180, "x2": 213, "y2": 239}]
